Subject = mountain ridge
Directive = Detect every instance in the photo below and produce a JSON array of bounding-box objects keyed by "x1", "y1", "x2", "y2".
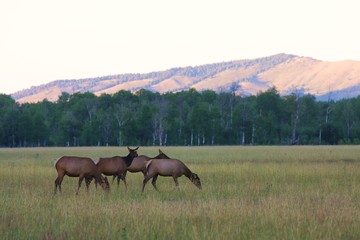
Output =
[{"x1": 11, "y1": 53, "x2": 360, "y2": 103}]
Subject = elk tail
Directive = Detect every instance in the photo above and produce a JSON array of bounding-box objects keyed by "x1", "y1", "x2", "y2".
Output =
[
  {"x1": 92, "y1": 158, "x2": 100, "y2": 164},
  {"x1": 145, "y1": 159, "x2": 153, "y2": 175},
  {"x1": 53, "y1": 157, "x2": 61, "y2": 167}
]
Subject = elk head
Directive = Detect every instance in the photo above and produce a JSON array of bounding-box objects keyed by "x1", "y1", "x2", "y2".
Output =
[
  {"x1": 190, "y1": 173, "x2": 202, "y2": 190},
  {"x1": 127, "y1": 146, "x2": 139, "y2": 158}
]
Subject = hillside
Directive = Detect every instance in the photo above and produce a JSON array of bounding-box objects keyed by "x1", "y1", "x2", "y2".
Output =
[{"x1": 11, "y1": 54, "x2": 360, "y2": 103}]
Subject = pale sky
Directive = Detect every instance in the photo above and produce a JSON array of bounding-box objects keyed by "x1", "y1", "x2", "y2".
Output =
[{"x1": 1, "y1": 0, "x2": 360, "y2": 94}]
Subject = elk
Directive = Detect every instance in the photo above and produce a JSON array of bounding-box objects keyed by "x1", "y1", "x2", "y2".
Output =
[
  {"x1": 142, "y1": 158, "x2": 202, "y2": 192},
  {"x1": 115, "y1": 149, "x2": 170, "y2": 183},
  {"x1": 112, "y1": 149, "x2": 170, "y2": 184},
  {"x1": 96, "y1": 146, "x2": 139, "y2": 189},
  {"x1": 54, "y1": 156, "x2": 110, "y2": 195}
]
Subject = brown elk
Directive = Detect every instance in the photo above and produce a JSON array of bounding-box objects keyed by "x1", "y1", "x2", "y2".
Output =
[
  {"x1": 142, "y1": 158, "x2": 202, "y2": 192},
  {"x1": 114, "y1": 149, "x2": 170, "y2": 183},
  {"x1": 54, "y1": 156, "x2": 110, "y2": 195},
  {"x1": 96, "y1": 146, "x2": 139, "y2": 189}
]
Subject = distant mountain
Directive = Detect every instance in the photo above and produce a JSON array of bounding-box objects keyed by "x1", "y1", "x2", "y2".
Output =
[{"x1": 11, "y1": 53, "x2": 360, "y2": 103}]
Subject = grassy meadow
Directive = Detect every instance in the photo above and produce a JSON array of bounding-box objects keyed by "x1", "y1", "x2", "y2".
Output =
[{"x1": 1, "y1": 146, "x2": 360, "y2": 239}]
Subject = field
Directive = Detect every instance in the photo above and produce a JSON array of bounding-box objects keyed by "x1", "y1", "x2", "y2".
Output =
[{"x1": 1, "y1": 146, "x2": 360, "y2": 239}]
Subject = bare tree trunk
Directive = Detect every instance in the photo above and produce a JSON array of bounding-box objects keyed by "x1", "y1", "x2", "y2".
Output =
[
  {"x1": 251, "y1": 125, "x2": 255, "y2": 145},
  {"x1": 325, "y1": 106, "x2": 332, "y2": 124},
  {"x1": 152, "y1": 116, "x2": 165, "y2": 146},
  {"x1": 86, "y1": 104, "x2": 93, "y2": 123},
  {"x1": 114, "y1": 103, "x2": 128, "y2": 144},
  {"x1": 118, "y1": 131, "x2": 123, "y2": 146},
  {"x1": 291, "y1": 108, "x2": 299, "y2": 144},
  {"x1": 190, "y1": 129, "x2": 194, "y2": 146},
  {"x1": 152, "y1": 119, "x2": 157, "y2": 146},
  {"x1": 152, "y1": 133, "x2": 156, "y2": 146},
  {"x1": 159, "y1": 121, "x2": 163, "y2": 146},
  {"x1": 159, "y1": 136, "x2": 163, "y2": 146},
  {"x1": 102, "y1": 114, "x2": 112, "y2": 146},
  {"x1": 347, "y1": 120, "x2": 351, "y2": 142}
]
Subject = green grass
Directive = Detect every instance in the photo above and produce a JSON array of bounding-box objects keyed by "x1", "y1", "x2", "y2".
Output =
[{"x1": 1, "y1": 146, "x2": 360, "y2": 239}]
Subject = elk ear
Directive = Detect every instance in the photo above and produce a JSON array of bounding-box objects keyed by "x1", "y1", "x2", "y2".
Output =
[
  {"x1": 159, "y1": 149, "x2": 163, "y2": 154},
  {"x1": 134, "y1": 146, "x2": 139, "y2": 151}
]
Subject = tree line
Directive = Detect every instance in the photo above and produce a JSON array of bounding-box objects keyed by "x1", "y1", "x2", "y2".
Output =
[{"x1": 1, "y1": 88, "x2": 360, "y2": 147}]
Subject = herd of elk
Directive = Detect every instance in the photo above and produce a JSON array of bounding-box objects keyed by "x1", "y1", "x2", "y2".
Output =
[{"x1": 54, "y1": 147, "x2": 201, "y2": 194}]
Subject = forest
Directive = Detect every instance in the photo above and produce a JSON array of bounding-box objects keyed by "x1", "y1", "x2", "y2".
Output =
[{"x1": 1, "y1": 87, "x2": 360, "y2": 147}]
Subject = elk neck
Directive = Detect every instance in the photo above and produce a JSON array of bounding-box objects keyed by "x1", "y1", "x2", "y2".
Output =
[{"x1": 124, "y1": 153, "x2": 136, "y2": 167}]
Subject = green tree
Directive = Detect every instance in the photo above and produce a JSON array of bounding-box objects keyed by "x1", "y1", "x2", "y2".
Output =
[
  {"x1": 233, "y1": 96, "x2": 257, "y2": 145},
  {"x1": 255, "y1": 88, "x2": 283, "y2": 144},
  {"x1": 0, "y1": 94, "x2": 18, "y2": 146},
  {"x1": 297, "y1": 95, "x2": 318, "y2": 144}
]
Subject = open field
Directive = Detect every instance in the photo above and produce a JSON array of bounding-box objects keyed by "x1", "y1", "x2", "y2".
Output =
[{"x1": 1, "y1": 146, "x2": 360, "y2": 239}]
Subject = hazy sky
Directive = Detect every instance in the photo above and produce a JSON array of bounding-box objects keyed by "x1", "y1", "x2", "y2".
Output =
[{"x1": 1, "y1": 0, "x2": 360, "y2": 94}]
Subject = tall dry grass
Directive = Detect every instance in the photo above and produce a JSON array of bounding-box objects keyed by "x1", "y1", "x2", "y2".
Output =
[{"x1": 1, "y1": 146, "x2": 360, "y2": 239}]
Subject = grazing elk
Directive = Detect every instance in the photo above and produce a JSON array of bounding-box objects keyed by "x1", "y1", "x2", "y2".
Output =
[
  {"x1": 54, "y1": 156, "x2": 110, "y2": 195},
  {"x1": 96, "y1": 146, "x2": 139, "y2": 189},
  {"x1": 142, "y1": 158, "x2": 202, "y2": 192}
]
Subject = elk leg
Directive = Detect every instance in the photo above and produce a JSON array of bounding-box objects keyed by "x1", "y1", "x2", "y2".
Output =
[
  {"x1": 54, "y1": 177, "x2": 59, "y2": 194},
  {"x1": 123, "y1": 171, "x2": 128, "y2": 189},
  {"x1": 151, "y1": 175, "x2": 159, "y2": 192},
  {"x1": 76, "y1": 176, "x2": 84, "y2": 195},
  {"x1": 116, "y1": 175, "x2": 121, "y2": 188},
  {"x1": 141, "y1": 167, "x2": 147, "y2": 178},
  {"x1": 142, "y1": 174, "x2": 153, "y2": 192},
  {"x1": 54, "y1": 173, "x2": 64, "y2": 194},
  {"x1": 123, "y1": 171, "x2": 128, "y2": 180},
  {"x1": 112, "y1": 175, "x2": 117, "y2": 184},
  {"x1": 173, "y1": 176, "x2": 179, "y2": 188},
  {"x1": 103, "y1": 176, "x2": 110, "y2": 190},
  {"x1": 85, "y1": 177, "x2": 92, "y2": 192},
  {"x1": 120, "y1": 174, "x2": 127, "y2": 190}
]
